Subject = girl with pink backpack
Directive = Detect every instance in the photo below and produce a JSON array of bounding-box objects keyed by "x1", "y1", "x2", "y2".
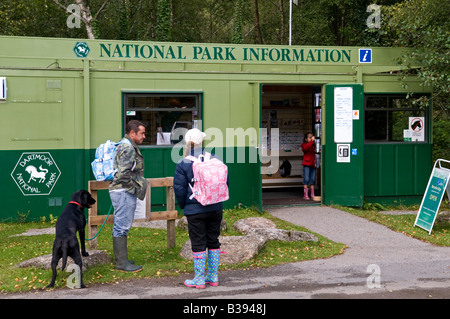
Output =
[{"x1": 173, "y1": 128, "x2": 229, "y2": 289}]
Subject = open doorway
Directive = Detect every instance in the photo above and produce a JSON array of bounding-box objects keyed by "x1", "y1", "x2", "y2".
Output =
[{"x1": 261, "y1": 84, "x2": 322, "y2": 206}]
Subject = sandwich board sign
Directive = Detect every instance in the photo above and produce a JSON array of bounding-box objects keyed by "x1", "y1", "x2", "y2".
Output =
[{"x1": 414, "y1": 159, "x2": 450, "y2": 234}]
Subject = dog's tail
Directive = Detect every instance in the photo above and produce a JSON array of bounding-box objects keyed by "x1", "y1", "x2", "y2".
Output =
[{"x1": 61, "y1": 239, "x2": 69, "y2": 271}]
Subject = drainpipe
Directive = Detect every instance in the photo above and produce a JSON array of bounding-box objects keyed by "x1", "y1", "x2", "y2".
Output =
[{"x1": 83, "y1": 59, "x2": 91, "y2": 186}]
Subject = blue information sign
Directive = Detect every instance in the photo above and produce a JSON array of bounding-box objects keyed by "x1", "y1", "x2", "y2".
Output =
[{"x1": 359, "y1": 49, "x2": 372, "y2": 63}]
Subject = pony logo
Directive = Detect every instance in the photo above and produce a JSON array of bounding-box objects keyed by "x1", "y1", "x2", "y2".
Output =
[
  {"x1": 11, "y1": 152, "x2": 61, "y2": 196},
  {"x1": 73, "y1": 41, "x2": 90, "y2": 58},
  {"x1": 25, "y1": 165, "x2": 49, "y2": 183}
]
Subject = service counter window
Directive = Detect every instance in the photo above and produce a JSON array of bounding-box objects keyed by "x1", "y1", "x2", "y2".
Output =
[
  {"x1": 123, "y1": 93, "x2": 201, "y2": 146},
  {"x1": 364, "y1": 94, "x2": 428, "y2": 143}
]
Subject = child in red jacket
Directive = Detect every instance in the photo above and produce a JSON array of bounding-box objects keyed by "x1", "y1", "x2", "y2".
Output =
[{"x1": 301, "y1": 132, "x2": 316, "y2": 200}]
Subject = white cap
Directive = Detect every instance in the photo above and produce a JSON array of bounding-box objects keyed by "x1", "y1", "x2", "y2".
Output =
[{"x1": 184, "y1": 128, "x2": 206, "y2": 145}]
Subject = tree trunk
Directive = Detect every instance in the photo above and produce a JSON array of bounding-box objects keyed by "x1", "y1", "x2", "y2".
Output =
[
  {"x1": 51, "y1": 0, "x2": 110, "y2": 39},
  {"x1": 279, "y1": 0, "x2": 286, "y2": 45},
  {"x1": 75, "y1": 0, "x2": 95, "y2": 39},
  {"x1": 253, "y1": 0, "x2": 263, "y2": 44}
]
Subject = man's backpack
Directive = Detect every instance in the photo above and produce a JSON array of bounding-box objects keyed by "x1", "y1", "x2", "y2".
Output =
[
  {"x1": 185, "y1": 152, "x2": 229, "y2": 206},
  {"x1": 91, "y1": 139, "x2": 131, "y2": 181}
]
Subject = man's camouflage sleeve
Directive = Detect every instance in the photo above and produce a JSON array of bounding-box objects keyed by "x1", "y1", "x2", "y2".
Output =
[{"x1": 109, "y1": 141, "x2": 147, "y2": 200}]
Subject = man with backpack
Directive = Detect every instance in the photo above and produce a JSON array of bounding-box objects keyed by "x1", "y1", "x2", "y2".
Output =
[
  {"x1": 174, "y1": 128, "x2": 229, "y2": 289},
  {"x1": 109, "y1": 120, "x2": 147, "y2": 272}
]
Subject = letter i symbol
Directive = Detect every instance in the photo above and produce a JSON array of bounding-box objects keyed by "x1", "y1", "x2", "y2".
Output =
[{"x1": 363, "y1": 51, "x2": 368, "y2": 62}]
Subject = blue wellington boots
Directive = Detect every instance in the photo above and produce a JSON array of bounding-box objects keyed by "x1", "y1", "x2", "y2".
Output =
[
  {"x1": 184, "y1": 251, "x2": 206, "y2": 289},
  {"x1": 205, "y1": 249, "x2": 220, "y2": 286}
]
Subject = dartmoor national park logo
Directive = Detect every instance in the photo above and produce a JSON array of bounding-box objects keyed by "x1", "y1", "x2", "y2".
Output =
[
  {"x1": 73, "y1": 41, "x2": 90, "y2": 58},
  {"x1": 11, "y1": 152, "x2": 61, "y2": 196}
]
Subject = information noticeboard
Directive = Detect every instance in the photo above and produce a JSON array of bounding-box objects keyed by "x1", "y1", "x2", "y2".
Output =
[
  {"x1": 334, "y1": 87, "x2": 353, "y2": 143},
  {"x1": 414, "y1": 159, "x2": 450, "y2": 234}
]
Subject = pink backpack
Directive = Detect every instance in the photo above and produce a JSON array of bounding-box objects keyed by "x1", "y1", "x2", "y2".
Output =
[{"x1": 185, "y1": 152, "x2": 229, "y2": 206}]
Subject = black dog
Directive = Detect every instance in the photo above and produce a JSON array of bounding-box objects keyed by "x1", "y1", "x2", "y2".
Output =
[{"x1": 46, "y1": 190, "x2": 96, "y2": 289}]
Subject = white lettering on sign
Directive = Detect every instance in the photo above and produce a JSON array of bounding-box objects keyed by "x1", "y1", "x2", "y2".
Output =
[{"x1": 11, "y1": 152, "x2": 61, "y2": 196}]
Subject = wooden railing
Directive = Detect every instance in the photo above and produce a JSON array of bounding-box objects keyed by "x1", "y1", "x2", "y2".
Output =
[{"x1": 87, "y1": 177, "x2": 177, "y2": 249}]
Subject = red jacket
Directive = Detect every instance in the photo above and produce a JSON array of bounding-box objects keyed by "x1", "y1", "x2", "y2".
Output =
[{"x1": 301, "y1": 140, "x2": 315, "y2": 167}]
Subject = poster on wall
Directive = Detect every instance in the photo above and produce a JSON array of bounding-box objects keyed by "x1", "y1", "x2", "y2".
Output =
[
  {"x1": 334, "y1": 87, "x2": 353, "y2": 143},
  {"x1": 409, "y1": 117, "x2": 425, "y2": 142}
]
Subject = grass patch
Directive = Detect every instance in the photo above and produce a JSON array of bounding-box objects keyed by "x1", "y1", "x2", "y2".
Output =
[
  {"x1": 0, "y1": 207, "x2": 345, "y2": 294},
  {"x1": 336, "y1": 205, "x2": 450, "y2": 247}
]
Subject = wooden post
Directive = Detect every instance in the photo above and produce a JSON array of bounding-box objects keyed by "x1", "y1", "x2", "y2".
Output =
[
  {"x1": 87, "y1": 182, "x2": 98, "y2": 249},
  {"x1": 145, "y1": 179, "x2": 151, "y2": 221},
  {"x1": 87, "y1": 180, "x2": 110, "y2": 249},
  {"x1": 87, "y1": 178, "x2": 177, "y2": 250},
  {"x1": 166, "y1": 181, "x2": 176, "y2": 248}
]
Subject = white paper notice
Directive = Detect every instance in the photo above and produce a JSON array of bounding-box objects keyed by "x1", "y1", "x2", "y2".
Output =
[
  {"x1": 134, "y1": 196, "x2": 146, "y2": 220},
  {"x1": 409, "y1": 117, "x2": 425, "y2": 142},
  {"x1": 337, "y1": 144, "x2": 351, "y2": 163},
  {"x1": 334, "y1": 87, "x2": 353, "y2": 143}
]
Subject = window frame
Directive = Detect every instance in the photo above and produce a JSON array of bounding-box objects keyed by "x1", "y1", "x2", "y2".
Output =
[
  {"x1": 122, "y1": 91, "x2": 203, "y2": 148},
  {"x1": 364, "y1": 93, "x2": 430, "y2": 144}
]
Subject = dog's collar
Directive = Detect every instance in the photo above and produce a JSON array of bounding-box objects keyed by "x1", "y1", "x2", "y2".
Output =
[{"x1": 69, "y1": 201, "x2": 84, "y2": 208}]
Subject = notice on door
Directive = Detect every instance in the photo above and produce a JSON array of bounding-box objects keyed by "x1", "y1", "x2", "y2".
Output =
[
  {"x1": 414, "y1": 160, "x2": 450, "y2": 234},
  {"x1": 337, "y1": 144, "x2": 351, "y2": 163},
  {"x1": 334, "y1": 87, "x2": 353, "y2": 143}
]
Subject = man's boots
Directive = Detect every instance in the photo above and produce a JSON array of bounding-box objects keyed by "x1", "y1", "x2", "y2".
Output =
[{"x1": 113, "y1": 236, "x2": 142, "y2": 272}]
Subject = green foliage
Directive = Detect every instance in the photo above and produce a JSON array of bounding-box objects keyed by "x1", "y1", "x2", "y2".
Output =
[
  {"x1": 0, "y1": 0, "x2": 83, "y2": 38},
  {"x1": 362, "y1": 201, "x2": 387, "y2": 212},
  {"x1": 383, "y1": 0, "x2": 449, "y2": 120},
  {"x1": 16, "y1": 211, "x2": 30, "y2": 223},
  {"x1": 40, "y1": 214, "x2": 57, "y2": 224},
  {"x1": 0, "y1": 0, "x2": 403, "y2": 46},
  {"x1": 118, "y1": 0, "x2": 130, "y2": 40},
  {"x1": 155, "y1": 0, "x2": 171, "y2": 41},
  {"x1": 91, "y1": 18, "x2": 100, "y2": 39},
  {"x1": 231, "y1": 0, "x2": 243, "y2": 44},
  {"x1": 433, "y1": 119, "x2": 450, "y2": 161},
  {"x1": 0, "y1": 0, "x2": 442, "y2": 58}
]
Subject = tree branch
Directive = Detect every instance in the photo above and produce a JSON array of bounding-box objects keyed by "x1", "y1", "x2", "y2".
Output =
[
  {"x1": 50, "y1": 0, "x2": 88, "y2": 24},
  {"x1": 94, "y1": 0, "x2": 111, "y2": 20}
]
